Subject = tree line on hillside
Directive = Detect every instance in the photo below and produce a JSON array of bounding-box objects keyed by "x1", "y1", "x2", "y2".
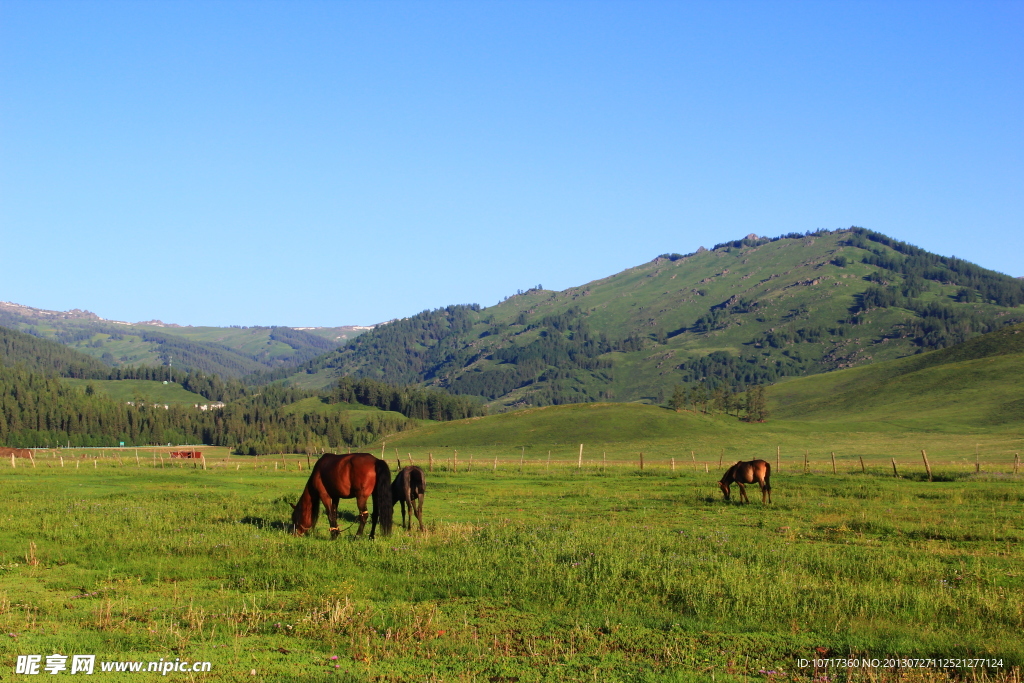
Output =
[
  {"x1": 666, "y1": 383, "x2": 768, "y2": 422},
  {"x1": 1, "y1": 325, "x2": 485, "y2": 453},
  {"x1": 0, "y1": 363, "x2": 466, "y2": 453},
  {"x1": 327, "y1": 376, "x2": 484, "y2": 421},
  {"x1": 846, "y1": 228, "x2": 1024, "y2": 307}
]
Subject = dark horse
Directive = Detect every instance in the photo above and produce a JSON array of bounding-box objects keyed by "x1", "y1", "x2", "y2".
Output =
[
  {"x1": 719, "y1": 460, "x2": 772, "y2": 504},
  {"x1": 391, "y1": 466, "x2": 426, "y2": 532},
  {"x1": 291, "y1": 453, "x2": 393, "y2": 538}
]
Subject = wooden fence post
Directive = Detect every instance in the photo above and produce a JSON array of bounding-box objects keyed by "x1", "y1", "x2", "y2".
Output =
[
  {"x1": 468, "y1": 453, "x2": 473, "y2": 472},
  {"x1": 578, "y1": 444, "x2": 583, "y2": 469},
  {"x1": 859, "y1": 455, "x2": 866, "y2": 473},
  {"x1": 671, "y1": 457, "x2": 675, "y2": 472},
  {"x1": 1015, "y1": 453, "x2": 1020, "y2": 475},
  {"x1": 9, "y1": 453, "x2": 14, "y2": 468},
  {"x1": 719, "y1": 448, "x2": 723, "y2": 467},
  {"x1": 691, "y1": 450, "x2": 696, "y2": 472},
  {"x1": 891, "y1": 458, "x2": 898, "y2": 478},
  {"x1": 453, "y1": 450, "x2": 458, "y2": 473},
  {"x1": 639, "y1": 452, "x2": 644, "y2": 470},
  {"x1": 704, "y1": 463, "x2": 708, "y2": 473},
  {"x1": 429, "y1": 452, "x2": 433, "y2": 472},
  {"x1": 921, "y1": 449, "x2": 932, "y2": 482},
  {"x1": 493, "y1": 455, "x2": 497, "y2": 472},
  {"x1": 831, "y1": 452, "x2": 836, "y2": 474},
  {"x1": 975, "y1": 444, "x2": 980, "y2": 473}
]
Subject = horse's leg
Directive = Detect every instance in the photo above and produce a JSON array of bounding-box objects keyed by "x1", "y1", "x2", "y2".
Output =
[
  {"x1": 414, "y1": 492, "x2": 425, "y2": 531},
  {"x1": 355, "y1": 495, "x2": 369, "y2": 537},
  {"x1": 369, "y1": 493, "x2": 380, "y2": 539},
  {"x1": 737, "y1": 482, "x2": 749, "y2": 503},
  {"x1": 329, "y1": 497, "x2": 341, "y2": 539},
  {"x1": 403, "y1": 478, "x2": 413, "y2": 530}
]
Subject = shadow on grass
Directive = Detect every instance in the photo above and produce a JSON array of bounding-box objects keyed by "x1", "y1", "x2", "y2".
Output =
[{"x1": 239, "y1": 515, "x2": 289, "y2": 531}]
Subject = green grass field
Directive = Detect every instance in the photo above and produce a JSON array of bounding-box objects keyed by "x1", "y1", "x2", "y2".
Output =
[{"x1": 1, "y1": 448, "x2": 1021, "y2": 682}]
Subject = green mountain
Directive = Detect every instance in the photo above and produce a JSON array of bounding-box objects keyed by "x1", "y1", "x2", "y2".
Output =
[
  {"x1": 0, "y1": 301, "x2": 368, "y2": 379},
  {"x1": 284, "y1": 228, "x2": 1024, "y2": 408}
]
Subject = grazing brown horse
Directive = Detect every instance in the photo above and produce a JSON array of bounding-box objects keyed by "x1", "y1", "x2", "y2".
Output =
[
  {"x1": 719, "y1": 459, "x2": 772, "y2": 504},
  {"x1": 391, "y1": 466, "x2": 426, "y2": 532},
  {"x1": 291, "y1": 453, "x2": 392, "y2": 539}
]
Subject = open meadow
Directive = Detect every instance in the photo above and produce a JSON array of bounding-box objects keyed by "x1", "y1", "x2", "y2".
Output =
[{"x1": 1, "y1": 442, "x2": 1021, "y2": 682}]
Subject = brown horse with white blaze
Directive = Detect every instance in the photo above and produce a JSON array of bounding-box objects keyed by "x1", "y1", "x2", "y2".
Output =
[
  {"x1": 719, "y1": 459, "x2": 772, "y2": 504},
  {"x1": 291, "y1": 453, "x2": 393, "y2": 538}
]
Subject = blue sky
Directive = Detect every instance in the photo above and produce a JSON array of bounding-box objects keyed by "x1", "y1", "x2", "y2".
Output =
[{"x1": 2, "y1": 1, "x2": 1021, "y2": 327}]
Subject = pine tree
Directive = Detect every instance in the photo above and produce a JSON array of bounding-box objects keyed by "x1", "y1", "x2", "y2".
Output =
[{"x1": 668, "y1": 385, "x2": 686, "y2": 412}]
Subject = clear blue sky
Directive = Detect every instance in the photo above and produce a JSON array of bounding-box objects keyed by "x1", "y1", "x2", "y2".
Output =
[{"x1": 2, "y1": 1, "x2": 1021, "y2": 327}]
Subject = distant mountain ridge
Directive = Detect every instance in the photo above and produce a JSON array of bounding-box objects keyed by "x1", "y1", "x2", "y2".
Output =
[
  {"x1": 284, "y1": 228, "x2": 1024, "y2": 408},
  {"x1": 0, "y1": 302, "x2": 370, "y2": 379},
  {"x1": 5, "y1": 227, "x2": 1022, "y2": 406}
]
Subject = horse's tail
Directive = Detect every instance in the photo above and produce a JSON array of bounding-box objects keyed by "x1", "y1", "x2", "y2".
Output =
[
  {"x1": 373, "y1": 458, "x2": 393, "y2": 536},
  {"x1": 412, "y1": 466, "x2": 426, "y2": 494},
  {"x1": 763, "y1": 461, "x2": 772, "y2": 491}
]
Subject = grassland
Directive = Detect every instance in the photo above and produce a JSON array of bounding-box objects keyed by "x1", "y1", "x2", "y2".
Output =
[{"x1": 0, "y1": 447, "x2": 1021, "y2": 682}]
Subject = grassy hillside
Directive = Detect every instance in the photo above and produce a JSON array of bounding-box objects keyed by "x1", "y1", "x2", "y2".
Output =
[
  {"x1": 382, "y1": 402, "x2": 739, "y2": 449},
  {"x1": 294, "y1": 228, "x2": 1024, "y2": 408},
  {"x1": 60, "y1": 378, "x2": 211, "y2": 406},
  {"x1": 769, "y1": 322, "x2": 1024, "y2": 429},
  {"x1": 278, "y1": 395, "x2": 420, "y2": 429}
]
